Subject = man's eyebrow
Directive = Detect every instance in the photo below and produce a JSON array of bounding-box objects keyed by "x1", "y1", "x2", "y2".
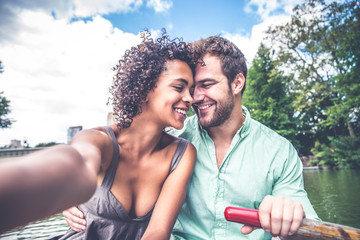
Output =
[{"x1": 196, "y1": 79, "x2": 217, "y2": 84}]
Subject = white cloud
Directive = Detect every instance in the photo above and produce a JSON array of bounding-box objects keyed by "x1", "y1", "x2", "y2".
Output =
[
  {"x1": 0, "y1": 10, "x2": 142, "y2": 146},
  {"x1": 244, "y1": 0, "x2": 300, "y2": 20},
  {"x1": 73, "y1": 0, "x2": 143, "y2": 17},
  {"x1": 0, "y1": 0, "x2": 173, "y2": 43},
  {"x1": 220, "y1": 0, "x2": 298, "y2": 64},
  {"x1": 222, "y1": 14, "x2": 291, "y2": 65},
  {"x1": 146, "y1": 0, "x2": 173, "y2": 13}
]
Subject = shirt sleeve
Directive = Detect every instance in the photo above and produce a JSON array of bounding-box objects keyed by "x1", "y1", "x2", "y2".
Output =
[{"x1": 272, "y1": 141, "x2": 320, "y2": 220}]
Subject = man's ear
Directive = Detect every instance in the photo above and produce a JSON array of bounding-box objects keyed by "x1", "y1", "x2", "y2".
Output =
[{"x1": 232, "y1": 73, "x2": 245, "y2": 95}]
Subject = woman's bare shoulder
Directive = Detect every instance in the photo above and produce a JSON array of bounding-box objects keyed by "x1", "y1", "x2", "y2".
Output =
[
  {"x1": 70, "y1": 126, "x2": 117, "y2": 171},
  {"x1": 69, "y1": 126, "x2": 116, "y2": 157},
  {"x1": 73, "y1": 126, "x2": 114, "y2": 142},
  {"x1": 161, "y1": 132, "x2": 184, "y2": 146},
  {"x1": 161, "y1": 132, "x2": 196, "y2": 156}
]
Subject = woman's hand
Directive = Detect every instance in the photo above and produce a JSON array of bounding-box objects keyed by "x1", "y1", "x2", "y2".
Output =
[{"x1": 62, "y1": 206, "x2": 87, "y2": 232}]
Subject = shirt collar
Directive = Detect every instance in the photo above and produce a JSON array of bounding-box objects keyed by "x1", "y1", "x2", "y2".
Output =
[{"x1": 238, "y1": 105, "x2": 251, "y2": 137}]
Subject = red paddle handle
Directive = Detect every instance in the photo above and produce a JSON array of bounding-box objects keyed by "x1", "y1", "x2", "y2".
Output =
[{"x1": 224, "y1": 207, "x2": 261, "y2": 227}]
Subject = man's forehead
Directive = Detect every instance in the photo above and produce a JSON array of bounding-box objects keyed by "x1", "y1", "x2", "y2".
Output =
[
  {"x1": 194, "y1": 55, "x2": 223, "y2": 83},
  {"x1": 197, "y1": 54, "x2": 221, "y2": 66}
]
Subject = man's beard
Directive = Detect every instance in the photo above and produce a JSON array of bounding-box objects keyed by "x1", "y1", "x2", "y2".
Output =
[{"x1": 199, "y1": 94, "x2": 234, "y2": 128}]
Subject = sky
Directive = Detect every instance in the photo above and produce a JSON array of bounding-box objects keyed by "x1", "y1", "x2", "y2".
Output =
[{"x1": 0, "y1": 0, "x2": 301, "y2": 147}]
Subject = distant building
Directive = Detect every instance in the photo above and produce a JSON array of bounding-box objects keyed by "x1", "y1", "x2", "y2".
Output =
[
  {"x1": 0, "y1": 139, "x2": 39, "y2": 158},
  {"x1": 0, "y1": 60, "x2": 4, "y2": 73},
  {"x1": 67, "y1": 126, "x2": 83, "y2": 144},
  {"x1": 10, "y1": 139, "x2": 22, "y2": 148},
  {"x1": 107, "y1": 112, "x2": 115, "y2": 125},
  {"x1": 1, "y1": 139, "x2": 26, "y2": 149}
]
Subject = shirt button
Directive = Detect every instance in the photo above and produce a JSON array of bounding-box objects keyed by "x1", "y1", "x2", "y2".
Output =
[
  {"x1": 209, "y1": 146, "x2": 212, "y2": 149},
  {"x1": 218, "y1": 223, "x2": 222, "y2": 227}
]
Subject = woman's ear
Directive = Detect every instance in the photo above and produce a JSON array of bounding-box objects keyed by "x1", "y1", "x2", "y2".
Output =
[
  {"x1": 145, "y1": 92, "x2": 150, "y2": 104},
  {"x1": 232, "y1": 73, "x2": 245, "y2": 95}
]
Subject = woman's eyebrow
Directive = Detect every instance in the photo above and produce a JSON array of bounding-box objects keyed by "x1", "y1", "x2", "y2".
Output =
[{"x1": 174, "y1": 78, "x2": 190, "y2": 85}]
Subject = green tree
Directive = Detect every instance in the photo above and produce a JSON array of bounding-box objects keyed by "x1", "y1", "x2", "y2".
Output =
[
  {"x1": 243, "y1": 44, "x2": 303, "y2": 152},
  {"x1": 311, "y1": 141, "x2": 336, "y2": 167},
  {"x1": 320, "y1": 0, "x2": 360, "y2": 137},
  {"x1": 266, "y1": 0, "x2": 360, "y2": 167},
  {"x1": 0, "y1": 91, "x2": 13, "y2": 129},
  {"x1": 266, "y1": 0, "x2": 360, "y2": 139},
  {"x1": 311, "y1": 135, "x2": 360, "y2": 168},
  {"x1": 35, "y1": 142, "x2": 58, "y2": 148}
]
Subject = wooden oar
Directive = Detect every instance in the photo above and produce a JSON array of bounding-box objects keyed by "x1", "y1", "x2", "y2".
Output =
[{"x1": 224, "y1": 206, "x2": 360, "y2": 239}]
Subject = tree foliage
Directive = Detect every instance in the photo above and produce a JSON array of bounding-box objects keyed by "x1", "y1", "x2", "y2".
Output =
[
  {"x1": 35, "y1": 142, "x2": 58, "y2": 148},
  {"x1": 266, "y1": 0, "x2": 360, "y2": 138},
  {"x1": 263, "y1": 0, "x2": 360, "y2": 167},
  {"x1": 311, "y1": 136, "x2": 360, "y2": 168},
  {"x1": 0, "y1": 91, "x2": 13, "y2": 129},
  {"x1": 243, "y1": 44, "x2": 304, "y2": 151}
]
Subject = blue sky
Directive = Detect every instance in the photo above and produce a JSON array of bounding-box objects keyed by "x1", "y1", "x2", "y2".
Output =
[
  {"x1": 0, "y1": 0, "x2": 300, "y2": 146},
  {"x1": 103, "y1": 1, "x2": 259, "y2": 41}
]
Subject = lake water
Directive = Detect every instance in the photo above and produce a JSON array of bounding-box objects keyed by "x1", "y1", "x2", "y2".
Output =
[
  {"x1": 303, "y1": 168, "x2": 360, "y2": 229},
  {"x1": 1, "y1": 169, "x2": 359, "y2": 239},
  {"x1": 0, "y1": 214, "x2": 68, "y2": 239}
]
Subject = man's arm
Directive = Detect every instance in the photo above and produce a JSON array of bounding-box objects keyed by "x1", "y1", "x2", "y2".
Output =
[
  {"x1": 242, "y1": 142, "x2": 319, "y2": 238},
  {"x1": 271, "y1": 142, "x2": 319, "y2": 220},
  {"x1": 62, "y1": 206, "x2": 87, "y2": 232}
]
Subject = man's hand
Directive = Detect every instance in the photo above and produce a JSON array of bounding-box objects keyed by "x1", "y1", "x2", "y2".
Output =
[
  {"x1": 241, "y1": 195, "x2": 304, "y2": 239},
  {"x1": 62, "y1": 206, "x2": 87, "y2": 232}
]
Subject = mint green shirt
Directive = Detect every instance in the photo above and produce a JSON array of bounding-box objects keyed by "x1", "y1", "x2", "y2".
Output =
[{"x1": 171, "y1": 106, "x2": 319, "y2": 240}]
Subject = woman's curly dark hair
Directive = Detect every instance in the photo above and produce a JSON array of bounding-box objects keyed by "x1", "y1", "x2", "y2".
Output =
[{"x1": 109, "y1": 29, "x2": 196, "y2": 129}]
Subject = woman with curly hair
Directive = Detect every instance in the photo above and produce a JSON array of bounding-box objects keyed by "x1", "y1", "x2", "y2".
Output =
[{"x1": 0, "y1": 30, "x2": 196, "y2": 240}]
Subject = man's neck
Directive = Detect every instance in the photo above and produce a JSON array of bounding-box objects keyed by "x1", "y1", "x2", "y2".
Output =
[
  {"x1": 206, "y1": 104, "x2": 244, "y2": 143},
  {"x1": 205, "y1": 104, "x2": 245, "y2": 169}
]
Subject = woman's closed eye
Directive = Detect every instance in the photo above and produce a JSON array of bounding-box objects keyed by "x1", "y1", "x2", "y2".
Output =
[{"x1": 173, "y1": 85, "x2": 184, "y2": 92}]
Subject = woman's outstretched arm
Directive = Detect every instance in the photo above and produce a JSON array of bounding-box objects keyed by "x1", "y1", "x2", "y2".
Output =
[{"x1": 0, "y1": 141, "x2": 99, "y2": 234}]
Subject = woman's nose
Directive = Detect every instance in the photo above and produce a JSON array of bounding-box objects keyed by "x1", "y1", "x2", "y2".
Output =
[
  {"x1": 192, "y1": 86, "x2": 204, "y2": 103},
  {"x1": 183, "y1": 89, "x2": 193, "y2": 104}
]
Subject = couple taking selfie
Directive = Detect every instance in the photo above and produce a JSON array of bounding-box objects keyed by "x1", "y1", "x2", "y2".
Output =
[{"x1": 0, "y1": 30, "x2": 319, "y2": 239}]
